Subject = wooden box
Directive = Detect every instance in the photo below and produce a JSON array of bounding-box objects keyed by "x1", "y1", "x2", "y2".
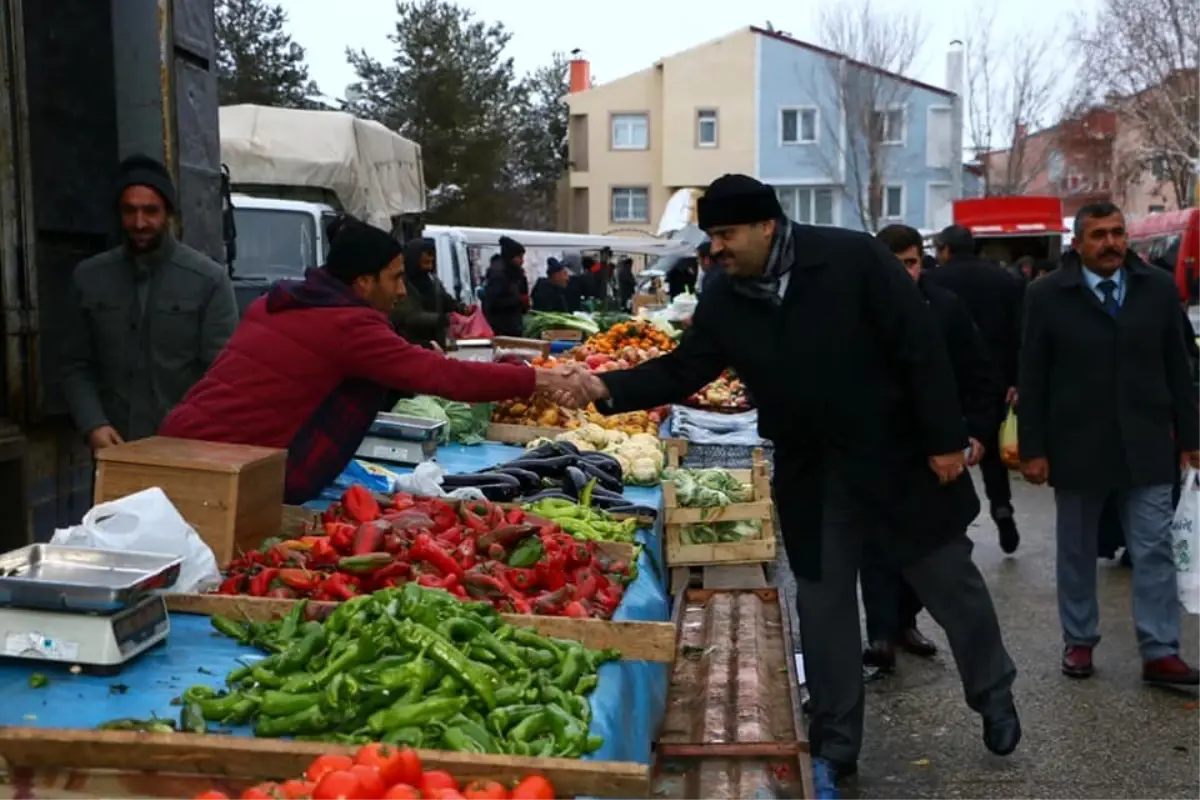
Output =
[
  {"x1": 94, "y1": 437, "x2": 286, "y2": 566},
  {"x1": 540, "y1": 328, "x2": 584, "y2": 342},
  {"x1": 662, "y1": 448, "x2": 777, "y2": 566}
]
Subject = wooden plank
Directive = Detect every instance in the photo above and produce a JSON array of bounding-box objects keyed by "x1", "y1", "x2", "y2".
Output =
[
  {"x1": 700, "y1": 564, "x2": 769, "y2": 590},
  {"x1": 485, "y1": 422, "x2": 566, "y2": 445},
  {"x1": 665, "y1": 534, "x2": 777, "y2": 567},
  {"x1": 657, "y1": 741, "x2": 805, "y2": 758},
  {"x1": 540, "y1": 329, "x2": 584, "y2": 341},
  {"x1": 0, "y1": 729, "x2": 649, "y2": 799},
  {"x1": 163, "y1": 593, "x2": 677, "y2": 663}
]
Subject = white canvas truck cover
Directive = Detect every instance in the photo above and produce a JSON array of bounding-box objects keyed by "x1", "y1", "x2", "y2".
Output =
[{"x1": 219, "y1": 104, "x2": 426, "y2": 229}]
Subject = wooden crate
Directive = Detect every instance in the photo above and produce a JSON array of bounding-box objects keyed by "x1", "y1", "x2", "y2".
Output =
[
  {"x1": 491, "y1": 336, "x2": 551, "y2": 356},
  {"x1": 540, "y1": 328, "x2": 584, "y2": 342},
  {"x1": 661, "y1": 450, "x2": 776, "y2": 567},
  {"x1": 94, "y1": 437, "x2": 286, "y2": 567},
  {"x1": 485, "y1": 422, "x2": 566, "y2": 445}
]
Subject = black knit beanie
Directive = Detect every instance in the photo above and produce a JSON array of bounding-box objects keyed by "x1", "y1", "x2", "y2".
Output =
[
  {"x1": 116, "y1": 154, "x2": 177, "y2": 210},
  {"x1": 323, "y1": 221, "x2": 404, "y2": 284},
  {"x1": 697, "y1": 174, "x2": 784, "y2": 231},
  {"x1": 499, "y1": 235, "x2": 525, "y2": 261}
]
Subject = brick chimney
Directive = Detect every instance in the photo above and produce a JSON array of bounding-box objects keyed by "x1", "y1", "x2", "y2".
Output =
[{"x1": 569, "y1": 49, "x2": 591, "y2": 94}]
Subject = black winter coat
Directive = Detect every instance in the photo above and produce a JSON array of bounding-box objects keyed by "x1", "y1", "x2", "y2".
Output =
[
  {"x1": 530, "y1": 278, "x2": 569, "y2": 313},
  {"x1": 599, "y1": 221, "x2": 979, "y2": 579},
  {"x1": 919, "y1": 276, "x2": 996, "y2": 441},
  {"x1": 483, "y1": 260, "x2": 527, "y2": 337},
  {"x1": 1018, "y1": 252, "x2": 1199, "y2": 490},
  {"x1": 925, "y1": 255, "x2": 1025, "y2": 392}
]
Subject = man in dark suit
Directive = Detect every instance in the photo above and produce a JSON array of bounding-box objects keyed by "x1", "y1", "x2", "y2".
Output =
[
  {"x1": 565, "y1": 175, "x2": 1020, "y2": 782},
  {"x1": 1019, "y1": 202, "x2": 1199, "y2": 686},
  {"x1": 862, "y1": 225, "x2": 996, "y2": 670},
  {"x1": 928, "y1": 225, "x2": 1026, "y2": 554}
]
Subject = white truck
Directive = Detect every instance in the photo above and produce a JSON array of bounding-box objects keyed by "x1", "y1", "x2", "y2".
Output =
[{"x1": 218, "y1": 105, "x2": 446, "y2": 310}]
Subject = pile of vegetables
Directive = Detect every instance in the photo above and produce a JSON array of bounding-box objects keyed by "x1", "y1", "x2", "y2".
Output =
[
  {"x1": 521, "y1": 312, "x2": 599, "y2": 339},
  {"x1": 443, "y1": 441, "x2": 657, "y2": 517},
  {"x1": 176, "y1": 584, "x2": 616, "y2": 758},
  {"x1": 685, "y1": 370, "x2": 752, "y2": 412},
  {"x1": 218, "y1": 486, "x2": 634, "y2": 619},
  {"x1": 391, "y1": 397, "x2": 493, "y2": 445},
  {"x1": 490, "y1": 394, "x2": 662, "y2": 435},
  {"x1": 527, "y1": 427, "x2": 665, "y2": 485},
  {"x1": 668, "y1": 467, "x2": 764, "y2": 546},
  {"x1": 194, "y1": 743, "x2": 556, "y2": 799},
  {"x1": 571, "y1": 320, "x2": 677, "y2": 366}
]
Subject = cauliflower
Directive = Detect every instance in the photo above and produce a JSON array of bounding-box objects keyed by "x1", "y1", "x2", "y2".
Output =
[
  {"x1": 630, "y1": 456, "x2": 659, "y2": 483},
  {"x1": 605, "y1": 429, "x2": 629, "y2": 447},
  {"x1": 580, "y1": 423, "x2": 609, "y2": 447},
  {"x1": 615, "y1": 454, "x2": 633, "y2": 476},
  {"x1": 557, "y1": 431, "x2": 597, "y2": 452},
  {"x1": 525, "y1": 437, "x2": 554, "y2": 450},
  {"x1": 628, "y1": 433, "x2": 659, "y2": 449}
]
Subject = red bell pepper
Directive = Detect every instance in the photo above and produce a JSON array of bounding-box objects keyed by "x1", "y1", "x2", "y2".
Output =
[
  {"x1": 461, "y1": 509, "x2": 489, "y2": 535},
  {"x1": 218, "y1": 574, "x2": 245, "y2": 595},
  {"x1": 277, "y1": 568, "x2": 317, "y2": 592},
  {"x1": 533, "y1": 587, "x2": 568, "y2": 615},
  {"x1": 325, "y1": 521, "x2": 357, "y2": 554},
  {"x1": 571, "y1": 569, "x2": 600, "y2": 601},
  {"x1": 381, "y1": 532, "x2": 407, "y2": 555},
  {"x1": 562, "y1": 600, "x2": 590, "y2": 618},
  {"x1": 505, "y1": 566, "x2": 538, "y2": 593},
  {"x1": 309, "y1": 537, "x2": 339, "y2": 567},
  {"x1": 352, "y1": 521, "x2": 387, "y2": 555},
  {"x1": 248, "y1": 567, "x2": 279, "y2": 597},
  {"x1": 565, "y1": 541, "x2": 592, "y2": 569},
  {"x1": 410, "y1": 533, "x2": 465, "y2": 579},
  {"x1": 317, "y1": 573, "x2": 357, "y2": 601},
  {"x1": 486, "y1": 542, "x2": 507, "y2": 562},
  {"x1": 505, "y1": 507, "x2": 526, "y2": 525},
  {"x1": 455, "y1": 538, "x2": 477, "y2": 569},
  {"x1": 342, "y1": 485, "x2": 381, "y2": 523},
  {"x1": 418, "y1": 573, "x2": 459, "y2": 591},
  {"x1": 536, "y1": 552, "x2": 568, "y2": 591},
  {"x1": 438, "y1": 524, "x2": 465, "y2": 548},
  {"x1": 392, "y1": 492, "x2": 416, "y2": 510}
]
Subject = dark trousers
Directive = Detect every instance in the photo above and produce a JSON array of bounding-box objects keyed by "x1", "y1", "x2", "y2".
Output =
[
  {"x1": 861, "y1": 546, "x2": 923, "y2": 641},
  {"x1": 793, "y1": 475, "x2": 1018, "y2": 765},
  {"x1": 979, "y1": 395, "x2": 1013, "y2": 512}
]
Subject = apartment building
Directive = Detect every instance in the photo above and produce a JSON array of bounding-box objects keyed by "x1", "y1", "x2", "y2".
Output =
[{"x1": 564, "y1": 27, "x2": 963, "y2": 235}]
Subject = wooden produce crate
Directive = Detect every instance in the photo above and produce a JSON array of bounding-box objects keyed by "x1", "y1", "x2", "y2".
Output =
[
  {"x1": 94, "y1": 437, "x2": 286, "y2": 567},
  {"x1": 541, "y1": 328, "x2": 584, "y2": 342},
  {"x1": 492, "y1": 336, "x2": 551, "y2": 357},
  {"x1": 661, "y1": 449, "x2": 776, "y2": 567},
  {"x1": 485, "y1": 422, "x2": 566, "y2": 445}
]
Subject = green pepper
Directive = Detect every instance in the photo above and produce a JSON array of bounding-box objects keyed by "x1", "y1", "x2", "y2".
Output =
[
  {"x1": 274, "y1": 624, "x2": 326, "y2": 676},
  {"x1": 286, "y1": 637, "x2": 377, "y2": 693},
  {"x1": 494, "y1": 683, "x2": 532, "y2": 707},
  {"x1": 517, "y1": 647, "x2": 558, "y2": 669},
  {"x1": 324, "y1": 595, "x2": 373, "y2": 635},
  {"x1": 508, "y1": 710, "x2": 554, "y2": 743},
  {"x1": 449, "y1": 714, "x2": 501, "y2": 753},
  {"x1": 382, "y1": 726, "x2": 424, "y2": 747},
  {"x1": 539, "y1": 682, "x2": 570, "y2": 707},
  {"x1": 180, "y1": 702, "x2": 207, "y2": 734},
  {"x1": 544, "y1": 703, "x2": 588, "y2": 757},
  {"x1": 485, "y1": 704, "x2": 544, "y2": 736},
  {"x1": 567, "y1": 693, "x2": 591, "y2": 723},
  {"x1": 584, "y1": 734, "x2": 603, "y2": 753},
  {"x1": 141, "y1": 720, "x2": 178, "y2": 734},
  {"x1": 533, "y1": 736, "x2": 557, "y2": 758},
  {"x1": 353, "y1": 653, "x2": 415, "y2": 682},
  {"x1": 367, "y1": 696, "x2": 469, "y2": 735},
  {"x1": 437, "y1": 617, "x2": 523, "y2": 671},
  {"x1": 554, "y1": 648, "x2": 585, "y2": 691},
  {"x1": 183, "y1": 685, "x2": 217, "y2": 704},
  {"x1": 441, "y1": 725, "x2": 488, "y2": 753},
  {"x1": 225, "y1": 696, "x2": 261, "y2": 725},
  {"x1": 513, "y1": 628, "x2": 561, "y2": 656},
  {"x1": 276, "y1": 600, "x2": 308, "y2": 643},
  {"x1": 574, "y1": 674, "x2": 599, "y2": 695},
  {"x1": 584, "y1": 647, "x2": 622, "y2": 669},
  {"x1": 251, "y1": 665, "x2": 285, "y2": 689},
  {"x1": 254, "y1": 704, "x2": 332, "y2": 737},
  {"x1": 259, "y1": 690, "x2": 322, "y2": 717},
  {"x1": 392, "y1": 619, "x2": 496, "y2": 709},
  {"x1": 210, "y1": 615, "x2": 250, "y2": 643},
  {"x1": 27, "y1": 673, "x2": 48, "y2": 689},
  {"x1": 435, "y1": 674, "x2": 463, "y2": 696},
  {"x1": 196, "y1": 692, "x2": 248, "y2": 722},
  {"x1": 323, "y1": 673, "x2": 362, "y2": 711}
]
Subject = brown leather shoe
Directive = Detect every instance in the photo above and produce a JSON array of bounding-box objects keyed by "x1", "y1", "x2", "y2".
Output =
[
  {"x1": 1143, "y1": 655, "x2": 1200, "y2": 686},
  {"x1": 863, "y1": 640, "x2": 896, "y2": 671},
  {"x1": 1062, "y1": 645, "x2": 1094, "y2": 678},
  {"x1": 899, "y1": 627, "x2": 937, "y2": 657}
]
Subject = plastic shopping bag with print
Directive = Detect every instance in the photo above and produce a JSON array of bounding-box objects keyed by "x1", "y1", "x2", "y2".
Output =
[{"x1": 1172, "y1": 468, "x2": 1200, "y2": 615}]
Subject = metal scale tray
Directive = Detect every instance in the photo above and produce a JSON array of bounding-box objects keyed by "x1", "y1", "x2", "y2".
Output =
[
  {"x1": 367, "y1": 412, "x2": 447, "y2": 441},
  {"x1": 0, "y1": 545, "x2": 181, "y2": 613}
]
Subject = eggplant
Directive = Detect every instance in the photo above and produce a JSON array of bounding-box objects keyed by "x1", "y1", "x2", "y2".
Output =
[
  {"x1": 563, "y1": 465, "x2": 590, "y2": 499},
  {"x1": 590, "y1": 486, "x2": 628, "y2": 504},
  {"x1": 493, "y1": 466, "x2": 542, "y2": 493},
  {"x1": 576, "y1": 460, "x2": 623, "y2": 493},
  {"x1": 552, "y1": 440, "x2": 580, "y2": 456},
  {"x1": 471, "y1": 483, "x2": 524, "y2": 502},
  {"x1": 599, "y1": 502, "x2": 659, "y2": 519},
  {"x1": 508, "y1": 454, "x2": 578, "y2": 477},
  {"x1": 579, "y1": 452, "x2": 623, "y2": 480},
  {"x1": 521, "y1": 489, "x2": 576, "y2": 503},
  {"x1": 441, "y1": 471, "x2": 520, "y2": 488}
]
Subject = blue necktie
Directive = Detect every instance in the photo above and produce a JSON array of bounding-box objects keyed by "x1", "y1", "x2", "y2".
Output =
[{"x1": 1098, "y1": 279, "x2": 1119, "y2": 317}]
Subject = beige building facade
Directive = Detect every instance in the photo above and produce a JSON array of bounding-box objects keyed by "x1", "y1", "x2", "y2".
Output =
[{"x1": 565, "y1": 29, "x2": 758, "y2": 235}]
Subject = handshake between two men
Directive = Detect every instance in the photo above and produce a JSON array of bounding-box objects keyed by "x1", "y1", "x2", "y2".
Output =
[{"x1": 532, "y1": 363, "x2": 609, "y2": 409}]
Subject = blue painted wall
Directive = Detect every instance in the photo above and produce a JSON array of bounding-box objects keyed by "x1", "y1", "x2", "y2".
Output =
[{"x1": 755, "y1": 32, "x2": 958, "y2": 232}]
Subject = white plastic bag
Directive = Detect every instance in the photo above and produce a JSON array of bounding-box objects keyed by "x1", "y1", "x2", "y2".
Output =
[
  {"x1": 393, "y1": 461, "x2": 486, "y2": 501},
  {"x1": 50, "y1": 487, "x2": 221, "y2": 593},
  {"x1": 1171, "y1": 468, "x2": 1200, "y2": 615}
]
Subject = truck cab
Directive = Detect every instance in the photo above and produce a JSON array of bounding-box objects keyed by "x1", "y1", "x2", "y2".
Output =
[{"x1": 228, "y1": 195, "x2": 338, "y2": 313}]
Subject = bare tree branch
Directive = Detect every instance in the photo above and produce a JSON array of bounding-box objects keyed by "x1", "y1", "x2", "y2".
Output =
[
  {"x1": 802, "y1": 0, "x2": 925, "y2": 230},
  {"x1": 1071, "y1": 0, "x2": 1199, "y2": 206}
]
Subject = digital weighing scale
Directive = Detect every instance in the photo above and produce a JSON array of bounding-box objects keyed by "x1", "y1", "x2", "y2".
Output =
[
  {"x1": 0, "y1": 544, "x2": 181, "y2": 673},
  {"x1": 354, "y1": 412, "x2": 447, "y2": 466}
]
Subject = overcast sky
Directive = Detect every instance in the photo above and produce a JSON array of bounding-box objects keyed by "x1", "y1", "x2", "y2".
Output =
[{"x1": 284, "y1": 0, "x2": 1089, "y2": 102}]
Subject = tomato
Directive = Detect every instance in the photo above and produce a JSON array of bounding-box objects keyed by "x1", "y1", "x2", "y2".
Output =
[
  {"x1": 463, "y1": 779, "x2": 509, "y2": 799},
  {"x1": 240, "y1": 785, "x2": 280, "y2": 800},
  {"x1": 194, "y1": 793, "x2": 230, "y2": 800},
  {"x1": 429, "y1": 792, "x2": 464, "y2": 800},
  {"x1": 306, "y1": 755, "x2": 355, "y2": 784},
  {"x1": 354, "y1": 743, "x2": 421, "y2": 788},
  {"x1": 311, "y1": 771, "x2": 364, "y2": 800},
  {"x1": 418, "y1": 771, "x2": 460, "y2": 796},
  {"x1": 381, "y1": 787, "x2": 421, "y2": 800},
  {"x1": 348, "y1": 765, "x2": 386, "y2": 799},
  {"x1": 278, "y1": 780, "x2": 315, "y2": 799},
  {"x1": 510, "y1": 776, "x2": 555, "y2": 800}
]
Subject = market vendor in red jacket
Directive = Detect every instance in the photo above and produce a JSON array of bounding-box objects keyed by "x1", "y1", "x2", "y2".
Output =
[{"x1": 160, "y1": 221, "x2": 586, "y2": 504}]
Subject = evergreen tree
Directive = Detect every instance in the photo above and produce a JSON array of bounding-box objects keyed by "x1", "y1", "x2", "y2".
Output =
[
  {"x1": 508, "y1": 52, "x2": 571, "y2": 229},
  {"x1": 215, "y1": 0, "x2": 321, "y2": 108}
]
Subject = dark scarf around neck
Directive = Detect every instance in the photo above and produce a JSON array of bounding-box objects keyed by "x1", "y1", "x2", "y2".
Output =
[{"x1": 728, "y1": 218, "x2": 795, "y2": 306}]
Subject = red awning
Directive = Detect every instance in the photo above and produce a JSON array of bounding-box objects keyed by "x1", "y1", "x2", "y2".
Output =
[{"x1": 952, "y1": 197, "x2": 1067, "y2": 235}]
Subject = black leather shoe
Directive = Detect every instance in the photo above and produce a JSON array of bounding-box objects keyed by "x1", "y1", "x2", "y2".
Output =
[
  {"x1": 982, "y1": 698, "x2": 1022, "y2": 756},
  {"x1": 863, "y1": 640, "x2": 896, "y2": 671},
  {"x1": 899, "y1": 627, "x2": 938, "y2": 657},
  {"x1": 994, "y1": 506, "x2": 1021, "y2": 554}
]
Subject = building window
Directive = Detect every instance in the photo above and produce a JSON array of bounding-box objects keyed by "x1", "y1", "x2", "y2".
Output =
[
  {"x1": 611, "y1": 113, "x2": 648, "y2": 150},
  {"x1": 611, "y1": 187, "x2": 649, "y2": 223},
  {"x1": 780, "y1": 107, "x2": 818, "y2": 145},
  {"x1": 697, "y1": 109, "x2": 718, "y2": 147},
  {"x1": 873, "y1": 107, "x2": 905, "y2": 144},
  {"x1": 884, "y1": 185, "x2": 904, "y2": 219},
  {"x1": 775, "y1": 186, "x2": 835, "y2": 225}
]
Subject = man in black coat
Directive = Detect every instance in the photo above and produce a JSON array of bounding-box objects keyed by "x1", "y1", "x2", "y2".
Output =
[
  {"x1": 1019, "y1": 202, "x2": 1200, "y2": 686},
  {"x1": 928, "y1": 225, "x2": 1026, "y2": 554},
  {"x1": 482, "y1": 236, "x2": 528, "y2": 337},
  {"x1": 862, "y1": 225, "x2": 997, "y2": 671},
  {"x1": 530, "y1": 258, "x2": 570, "y2": 313},
  {"x1": 565, "y1": 175, "x2": 1020, "y2": 780}
]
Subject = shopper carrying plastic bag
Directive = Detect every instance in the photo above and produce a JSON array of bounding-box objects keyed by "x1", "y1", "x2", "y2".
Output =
[
  {"x1": 1172, "y1": 468, "x2": 1200, "y2": 614},
  {"x1": 999, "y1": 408, "x2": 1020, "y2": 470}
]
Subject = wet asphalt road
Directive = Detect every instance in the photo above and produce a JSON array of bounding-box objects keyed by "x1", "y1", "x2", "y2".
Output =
[{"x1": 776, "y1": 470, "x2": 1200, "y2": 799}]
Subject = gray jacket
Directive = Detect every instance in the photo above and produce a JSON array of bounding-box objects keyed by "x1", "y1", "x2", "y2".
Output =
[{"x1": 59, "y1": 235, "x2": 238, "y2": 441}]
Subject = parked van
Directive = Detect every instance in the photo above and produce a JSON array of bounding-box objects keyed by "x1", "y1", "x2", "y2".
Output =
[{"x1": 1127, "y1": 208, "x2": 1199, "y2": 306}]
